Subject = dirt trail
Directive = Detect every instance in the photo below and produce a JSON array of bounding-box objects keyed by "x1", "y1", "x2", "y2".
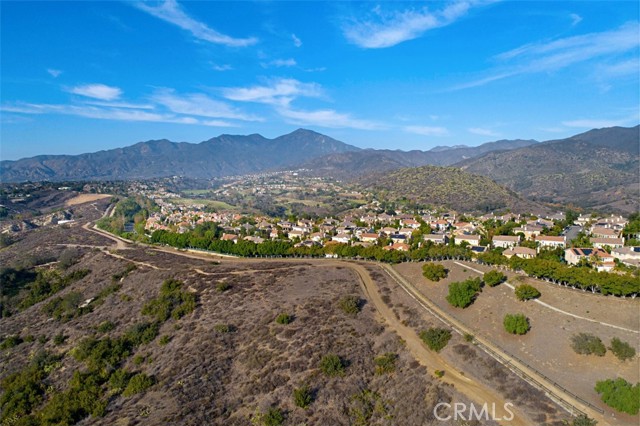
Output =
[
  {"x1": 343, "y1": 262, "x2": 529, "y2": 426},
  {"x1": 81, "y1": 222, "x2": 130, "y2": 251}
]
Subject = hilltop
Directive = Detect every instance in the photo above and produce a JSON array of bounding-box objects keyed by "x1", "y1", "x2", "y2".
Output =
[
  {"x1": 456, "y1": 126, "x2": 640, "y2": 212},
  {"x1": 357, "y1": 165, "x2": 542, "y2": 213}
]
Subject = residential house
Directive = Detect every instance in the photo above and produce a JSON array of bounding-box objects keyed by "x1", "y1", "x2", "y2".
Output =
[
  {"x1": 503, "y1": 247, "x2": 536, "y2": 259},
  {"x1": 380, "y1": 227, "x2": 399, "y2": 236},
  {"x1": 455, "y1": 234, "x2": 481, "y2": 246},
  {"x1": 611, "y1": 246, "x2": 640, "y2": 267},
  {"x1": 514, "y1": 224, "x2": 544, "y2": 240},
  {"x1": 221, "y1": 233, "x2": 238, "y2": 244},
  {"x1": 590, "y1": 227, "x2": 620, "y2": 239},
  {"x1": 398, "y1": 228, "x2": 414, "y2": 237},
  {"x1": 492, "y1": 235, "x2": 519, "y2": 249},
  {"x1": 565, "y1": 248, "x2": 615, "y2": 272},
  {"x1": 383, "y1": 242, "x2": 410, "y2": 251},
  {"x1": 590, "y1": 237, "x2": 624, "y2": 250},
  {"x1": 359, "y1": 233, "x2": 380, "y2": 243},
  {"x1": 390, "y1": 234, "x2": 408, "y2": 244},
  {"x1": 309, "y1": 232, "x2": 325, "y2": 242},
  {"x1": 401, "y1": 219, "x2": 421, "y2": 229},
  {"x1": 536, "y1": 235, "x2": 566, "y2": 250},
  {"x1": 288, "y1": 230, "x2": 305, "y2": 240},
  {"x1": 332, "y1": 233, "x2": 351, "y2": 244},
  {"x1": 431, "y1": 219, "x2": 450, "y2": 232},
  {"x1": 424, "y1": 234, "x2": 449, "y2": 245}
]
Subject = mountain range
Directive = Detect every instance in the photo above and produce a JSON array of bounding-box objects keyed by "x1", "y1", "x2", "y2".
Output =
[
  {"x1": 1, "y1": 125, "x2": 638, "y2": 212},
  {"x1": 0, "y1": 130, "x2": 358, "y2": 182},
  {"x1": 0, "y1": 129, "x2": 536, "y2": 182}
]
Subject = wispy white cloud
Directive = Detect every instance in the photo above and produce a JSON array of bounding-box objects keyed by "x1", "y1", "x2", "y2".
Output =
[
  {"x1": 595, "y1": 58, "x2": 639, "y2": 79},
  {"x1": 561, "y1": 113, "x2": 639, "y2": 129},
  {"x1": 84, "y1": 100, "x2": 155, "y2": 110},
  {"x1": 222, "y1": 78, "x2": 322, "y2": 106},
  {"x1": 454, "y1": 22, "x2": 640, "y2": 90},
  {"x1": 69, "y1": 83, "x2": 122, "y2": 101},
  {"x1": 151, "y1": 89, "x2": 262, "y2": 121},
  {"x1": 133, "y1": 0, "x2": 257, "y2": 47},
  {"x1": 539, "y1": 126, "x2": 566, "y2": 133},
  {"x1": 342, "y1": 1, "x2": 494, "y2": 48},
  {"x1": 449, "y1": 72, "x2": 516, "y2": 90},
  {"x1": 47, "y1": 68, "x2": 62, "y2": 78},
  {"x1": 278, "y1": 107, "x2": 383, "y2": 130},
  {"x1": 404, "y1": 125, "x2": 449, "y2": 136},
  {"x1": 468, "y1": 127, "x2": 501, "y2": 137},
  {"x1": 212, "y1": 63, "x2": 233, "y2": 71},
  {"x1": 496, "y1": 22, "x2": 639, "y2": 73},
  {"x1": 262, "y1": 58, "x2": 297, "y2": 68},
  {"x1": 0, "y1": 101, "x2": 235, "y2": 127},
  {"x1": 569, "y1": 13, "x2": 582, "y2": 26},
  {"x1": 292, "y1": 33, "x2": 302, "y2": 47}
]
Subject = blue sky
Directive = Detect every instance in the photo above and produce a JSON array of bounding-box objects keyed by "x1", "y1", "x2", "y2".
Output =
[{"x1": 1, "y1": 1, "x2": 639, "y2": 160}]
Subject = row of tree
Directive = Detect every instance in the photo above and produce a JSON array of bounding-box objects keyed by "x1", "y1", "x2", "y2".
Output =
[
  {"x1": 149, "y1": 229, "x2": 475, "y2": 264},
  {"x1": 476, "y1": 249, "x2": 639, "y2": 297}
]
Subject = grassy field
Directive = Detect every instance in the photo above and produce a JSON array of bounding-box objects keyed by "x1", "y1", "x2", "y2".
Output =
[
  {"x1": 181, "y1": 189, "x2": 214, "y2": 196},
  {"x1": 172, "y1": 198, "x2": 237, "y2": 210}
]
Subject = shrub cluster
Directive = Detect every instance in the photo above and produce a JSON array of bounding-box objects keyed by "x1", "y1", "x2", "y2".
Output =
[
  {"x1": 422, "y1": 263, "x2": 447, "y2": 282},
  {"x1": 419, "y1": 328, "x2": 452, "y2": 352},
  {"x1": 293, "y1": 385, "x2": 313, "y2": 408},
  {"x1": 570, "y1": 333, "x2": 606, "y2": 356},
  {"x1": 142, "y1": 279, "x2": 196, "y2": 322},
  {"x1": 374, "y1": 353, "x2": 397, "y2": 375},
  {"x1": 275, "y1": 313, "x2": 293, "y2": 325},
  {"x1": 483, "y1": 270, "x2": 506, "y2": 287},
  {"x1": 609, "y1": 337, "x2": 636, "y2": 361},
  {"x1": 338, "y1": 295, "x2": 361, "y2": 315},
  {"x1": 514, "y1": 284, "x2": 541, "y2": 301},
  {"x1": 320, "y1": 354, "x2": 346, "y2": 377},
  {"x1": 503, "y1": 313, "x2": 530, "y2": 335}
]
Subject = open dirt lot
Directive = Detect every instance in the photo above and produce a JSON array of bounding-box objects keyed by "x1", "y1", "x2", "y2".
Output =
[
  {"x1": 394, "y1": 260, "x2": 640, "y2": 425},
  {"x1": 64, "y1": 193, "x2": 112, "y2": 206}
]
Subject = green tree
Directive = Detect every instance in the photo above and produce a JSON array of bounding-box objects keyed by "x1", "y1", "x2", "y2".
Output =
[
  {"x1": 483, "y1": 270, "x2": 507, "y2": 287},
  {"x1": 515, "y1": 284, "x2": 541, "y2": 301},
  {"x1": 594, "y1": 378, "x2": 639, "y2": 415},
  {"x1": 446, "y1": 278, "x2": 481, "y2": 308},
  {"x1": 422, "y1": 263, "x2": 448, "y2": 282},
  {"x1": 503, "y1": 313, "x2": 530, "y2": 335}
]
